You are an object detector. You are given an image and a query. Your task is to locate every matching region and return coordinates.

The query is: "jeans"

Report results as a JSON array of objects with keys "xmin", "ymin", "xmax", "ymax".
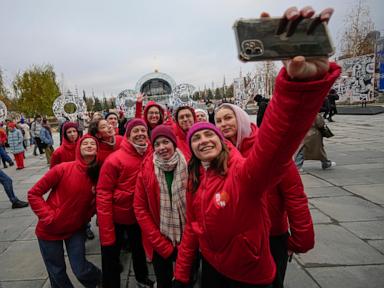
[
  {"xmin": 0, "ymin": 145, "xmax": 12, "ymax": 165},
  {"xmin": 34, "ymin": 137, "xmax": 44, "ymax": 155},
  {"xmin": 38, "ymin": 230, "xmax": 101, "ymax": 288},
  {"xmin": 0, "ymin": 170, "xmax": 17, "ymax": 203},
  {"xmin": 270, "ymin": 233, "xmax": 289, "ymax": 288},
  {"xmin": 101, "ymin": 223, "xmax": 149, "ymax": 288}
]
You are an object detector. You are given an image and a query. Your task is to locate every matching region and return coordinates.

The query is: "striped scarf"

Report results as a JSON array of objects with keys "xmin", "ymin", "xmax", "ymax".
[{"xmin": 153, "ymin": 148, "xmax": 187, "ymax": 245}]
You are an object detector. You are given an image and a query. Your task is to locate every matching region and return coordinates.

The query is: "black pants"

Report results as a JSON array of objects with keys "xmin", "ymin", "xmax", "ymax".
[
  {"xmin": 33, "ymin": 137, "xmax": 44, "ymax": 155},
  {"xmin": 269, "ymin": 233, "xmax": 289, "ymax": 288},
  {"xmin": 101, "ymin": 223, "xmax": 148, "ymax": 288},
  {"xmin": 201, "ymin": 257, "xmax": 273, "ymax": 288}
]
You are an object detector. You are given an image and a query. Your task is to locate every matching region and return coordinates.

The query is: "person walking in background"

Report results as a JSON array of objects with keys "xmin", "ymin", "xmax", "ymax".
[
  {"xmin": 31, "ymin": 115, "xmax": 44, "ymax": 158},
  {"xmin": 0, "ymin": 122, "xmax": 14, "ymax": 168},
  {"xmin": 295, "ymin": 113, "xmax": 336, "ymax": 171},
  {"xmin": 97, "ymin": 119, "xmax": 154, "ymax": 288},
  {"xmin": 28, "ymin": 135, "xmax": 102, "ymax": 288},
  {"xmin": 0, "ymin": 169, "xmax": 28, "ymax": 209},
  {"xmin": 19, "ymin": 118, "xmax": 31, "ymax": 150},
  {"xmin": 7, "ymin": 122, "xmax": 25, "ymax": 170},
  {"xmin": 40, "ymin": 119, "xmax": 54, "ymax": 165},
  {"xmin": 327, "ymin": 89, "xmax": 339, "ymax": 122},
  {"xmin": 50, "ymin": 122, "xmax": 79, "ymax": 168}
]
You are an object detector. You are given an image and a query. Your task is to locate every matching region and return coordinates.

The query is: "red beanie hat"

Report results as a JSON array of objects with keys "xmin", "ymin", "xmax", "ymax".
[
  {"xmin": 125, "ymin": 118, "xmax": 148, "ymax": 137},
  {"xmin": 8, "ymin": 122, "xmax": 16, "ymax": 128},
  {"xmin": 151, "ymin": 125, "xmax": 177, "ymax": 147}
]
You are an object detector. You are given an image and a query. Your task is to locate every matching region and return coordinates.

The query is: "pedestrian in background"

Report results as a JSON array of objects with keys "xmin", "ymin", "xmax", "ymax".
[
  {"xmin": 31, "ymin": 115, "xmax": 44, "ymax": 158},
  {"xmin": 19, "ymin": 118, "xmax": 31, "ymax": 150},
  {"xmin": 0, "ymin": 122, "xmax": 14, "ymax": 168},
  {"xmin": 7, "ymin": 122, "xmax": 25, "ymax": 170},
  {"xmin": 0, "ymin": 169, "xmax": 28, "ymax": 209},
  {"xmin": 40, "ymin": 118, "xmax": 54, "ymax": 165},
  {"xmin": 327, "ymin": 89, "xmax": 339, "ymax": 122}
]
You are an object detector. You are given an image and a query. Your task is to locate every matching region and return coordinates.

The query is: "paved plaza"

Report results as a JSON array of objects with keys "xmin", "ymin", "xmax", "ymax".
[{"xmin": 0, "ymin": 113, "xmax": 384, "ymax": 288}]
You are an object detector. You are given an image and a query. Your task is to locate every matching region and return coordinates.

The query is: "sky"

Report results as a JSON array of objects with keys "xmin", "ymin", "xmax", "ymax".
[{"xmin": 1, "ymin": 0, "xmax": 383, "ymax": 98}]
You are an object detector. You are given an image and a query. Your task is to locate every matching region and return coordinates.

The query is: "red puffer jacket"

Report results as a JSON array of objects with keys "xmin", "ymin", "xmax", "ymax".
[
  {"xmin": 97, "ymin": 135, "xmax": 123, "ymax": 164},
  {"xmin": 174, "ymin": 125, "xmax": 192, "ymax": 161},
  {"xmin": 240, "ymin": 124, "xmax": 314, "ymax": 253},
  {"xmin": 28, "ymin": 135, "xmax": 98, "ymax": 241},
  {"xmin": 50, "ymin": 136, "xmax": 77, "ymax": 169},
  {"xmin": 175, "ymin": 63, "xmax": 341, "ymax": 284},
  {"xmin": 96, "ymin": 136, "xmax": 152, "ymax": 246},
  {"xmin": 134, "ymin": 154, "xmax": 175, "ymax": 259}
]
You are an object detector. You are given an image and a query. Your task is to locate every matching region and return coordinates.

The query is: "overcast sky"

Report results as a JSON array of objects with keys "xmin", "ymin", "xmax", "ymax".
[{"xmin": 1, "ymin": 0, "xmax": 383, "ymax": 98}]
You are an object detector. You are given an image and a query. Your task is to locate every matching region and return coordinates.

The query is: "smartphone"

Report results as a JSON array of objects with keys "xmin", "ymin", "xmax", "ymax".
[{"xmin": 233, "ymin": 17, "xmax": 335, "ymax": 61}]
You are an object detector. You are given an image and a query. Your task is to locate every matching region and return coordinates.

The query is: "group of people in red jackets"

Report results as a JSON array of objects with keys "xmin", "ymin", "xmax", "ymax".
[{"xmin": 28, "ymin": 6, "xmax": 339, "ymax": 288}]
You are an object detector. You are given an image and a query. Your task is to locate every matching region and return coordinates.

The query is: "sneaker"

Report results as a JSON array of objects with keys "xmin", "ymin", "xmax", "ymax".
[
  {"xmin": 12, "ymin": 200, "xmax": 29, "ymax": 209},
  {"xmin": 322, "ymin": 161, "xmax": 336, "ymax": 170},
  {"xmin": 39, "ymin": 155, "xmax": 43, "ymax": 159},
  {"xmin": 136, "ymin": 278, "xmax": 155, "ymax": 288},
  {"xmin": 85, "ymin": 227, "xmax": 95, "ymax": 240}
]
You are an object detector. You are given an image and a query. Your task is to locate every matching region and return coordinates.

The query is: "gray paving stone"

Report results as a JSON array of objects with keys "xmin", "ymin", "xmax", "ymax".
[
  {"xmin": 17, "ymin": 227, "xmax": 37, "ymax": 241},
  {"xmin": 296, "ymin": 225, "xmax": 384, "ymax": 266},
  {"xmin": 344, "ymin": 184, "xmax": 384, "ymax": 205},
  {"xmin": 307, "ymin": 265, "xmax": 384, "ymax": 288},
  {"xmin": 0, "ymin": 216, "xmax": 34, "ymax": 241},
  {"xmin": 310, "ymin": 196, "xmax": 384, "ymax": 222},
  {"xmin": 0, "ymin": 206, "xmax": 34, "ymax": 218},
  {"xmin": 0, "ymin": 241, "xmax": 10, "ymax": 253},
  {"xmin": 306, "ymin": 186, "xmax": 351, "ymax": 198},
  {"xmin": 20, "ymin": 174, "xmax": 45, "ymax": 184},
  {"xmin": 0, "ymin": 240, "xmax": 47, "ymax": 281},
  {"xmin": 300, "ymin": 175, "xmax": 332, "ymax": 188},
  {"xmin": 0, "ymin": 280, "xmax": 45, "ymax": 288},
  {"xmin": 368, "ymin": 240, "xmax": 384, "ymax": 254},
  {"xmin": 313, "ymin": 169, "xmax": 384, "ymax": 186},
  {"xmin": 285, "ymin": 259, "xmax": 320, "ymax": 288},
  {"xmin": 341, "ymin": 221, "xmax": 384, "ymax": 240},
  {"xmin": 310, "ymin": 209, "xmax": 333, "ymax": 224}
]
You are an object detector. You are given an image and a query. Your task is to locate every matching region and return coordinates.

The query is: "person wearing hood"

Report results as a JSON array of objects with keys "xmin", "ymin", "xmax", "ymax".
[
  {"xmin": 50, "ymin": 122, "xmax": 79, "ymax": 168},
  {"xmin": 97, "ymin": 118, "xmax": 154, "ymax": 288},
  {"xmin": 88, "ymin": 118, "xmax": 123, "ymax": 164},
  {"xmin": 173, "ymin": 7, "xmax": 340, "ymax": 286},
  {"xmin": 7, "ymin": 122, "xmax": 25, "ymax": 170},
  {"xmin": 134, "ymin": 125, "xmax": 194, "ymax": 288},
  {"xmin": 215, "ymin": 103, "xmax": 314, "ymax": 288},
  {"xmin": 19, "ymin": 118, "xmax": 31, "ymax": 149},
  {"xmin": 28, "ymin": 135, "xmax": 102, "ymax": 288},
  {"xmin": 173, "ymin": 106, "xmax": 197, "ymax": 160},
  {"xmin": 195, "ymin": 109, "xmax": 209, "ymax": 123}
]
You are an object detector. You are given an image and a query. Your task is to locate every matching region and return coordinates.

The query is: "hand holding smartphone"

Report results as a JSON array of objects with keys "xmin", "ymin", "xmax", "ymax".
[{"xmin": 234, "ymin": 7, "xmax": 335, "ymax": 62}]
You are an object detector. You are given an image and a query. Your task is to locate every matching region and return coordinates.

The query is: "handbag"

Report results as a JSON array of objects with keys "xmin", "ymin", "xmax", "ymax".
[{"xmin": 319, "ymin": 124, "xmax": 334, "ymax": 138}]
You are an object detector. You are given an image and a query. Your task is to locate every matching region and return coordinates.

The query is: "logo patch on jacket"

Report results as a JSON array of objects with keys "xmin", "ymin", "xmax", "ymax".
[{"xmin": 214, "ymin": 191, "xmax": 229, "ymax": 208}]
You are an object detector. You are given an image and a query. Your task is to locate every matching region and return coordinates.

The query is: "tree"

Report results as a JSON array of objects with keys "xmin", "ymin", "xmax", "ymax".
[
  {"xmin": 12, "ymin": 65, "xmax": 60, "ymax": 116},
  {"xmin": 93, "ymin": 97, "xmax": 102, "ymax": 111},
  {"xmin": 207, "ymin": 89, "xmax": 214, "ymax": 100},
  {"xmin": 214, "ymin": 88, "xmax": 222, "ymax": 100},
  {"xmin": 339, "ymin": 0, "xmax": 376, "ymax": 58}
]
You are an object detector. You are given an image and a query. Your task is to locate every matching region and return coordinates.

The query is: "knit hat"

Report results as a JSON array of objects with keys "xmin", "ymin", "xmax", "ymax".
[
  {"xmin": 8, "ymin": 122, "xmax": 16, "ymax": 128},
  {"xmin": 125, "ymin": 118, "xmax": 147, "ymax": 137},
  {"xmin": 151, "ymin": 125, "xmax": 177, "ymax": 147},
  {"xmin": 105, "ymin": 112, "xmax": 118, "ymax": 120},
  {"xmin": 195, "ymin": 109, "xmax": 208, "ymax": 121},
  {"xmin": 63, "ymin": 121, "xmax": 79, "ymax": 132},
  {"xmin": 187, "ymin": 122, "xmax": 224, "ymax": 148}
]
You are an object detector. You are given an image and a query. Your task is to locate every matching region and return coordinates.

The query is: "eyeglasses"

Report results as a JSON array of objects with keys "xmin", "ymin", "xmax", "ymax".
[{"xmin": 148, "ymin": 112, "xmax": 160, "ymax": 115}]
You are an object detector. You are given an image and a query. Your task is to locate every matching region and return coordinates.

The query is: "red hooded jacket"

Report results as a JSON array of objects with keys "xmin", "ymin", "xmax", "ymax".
[
  {"xmin": 97, "ymin": 135, "xmax": 123, "ymax": 164},
  {"xmin": 28, "ymin": 135, "xmax": 99, "ymax": 241},
  {"xmin": 175, "ymin": 63, "xmax": 341, "ymax": 284},
  {"xmin": 240, "ymin": 124, "xmax": 314, "ymax": 253},
  {"xmin": 50, "ymin": 125, "xmax": 78, "ymax": 168},
  {"xmin": 173, "ymin": 107, "xmax": 197, "ymax": 160},
  {"xmin": 96, "ymin": 135, "xmax": 152, "ymax": 246}
]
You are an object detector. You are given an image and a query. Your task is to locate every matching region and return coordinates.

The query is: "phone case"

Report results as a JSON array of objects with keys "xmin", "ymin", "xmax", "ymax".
[{"xmin": 233, "ymin": 17, "xmax": 335, "ymax": 61}]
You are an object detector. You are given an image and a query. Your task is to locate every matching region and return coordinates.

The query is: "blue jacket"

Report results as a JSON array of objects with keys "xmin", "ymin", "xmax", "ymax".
[
  {"xmin": 7, "ymin": 129, "xmax": 24, "ymax": 154},
  {"xmin": 40, "ymin": 127, "xmax": 53, "ymax": 146}
]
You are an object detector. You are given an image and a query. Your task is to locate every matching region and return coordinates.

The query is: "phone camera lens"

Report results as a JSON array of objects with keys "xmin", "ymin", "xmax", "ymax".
[{"xmin": 245, "ymin": 48, "xmax": 253, "ymax": 55}]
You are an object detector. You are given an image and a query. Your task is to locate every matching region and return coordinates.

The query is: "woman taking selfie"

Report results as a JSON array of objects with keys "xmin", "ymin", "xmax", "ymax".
[{"xmin": 173, "ymin": 7, "xmax": 340, "ymax": 287}]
